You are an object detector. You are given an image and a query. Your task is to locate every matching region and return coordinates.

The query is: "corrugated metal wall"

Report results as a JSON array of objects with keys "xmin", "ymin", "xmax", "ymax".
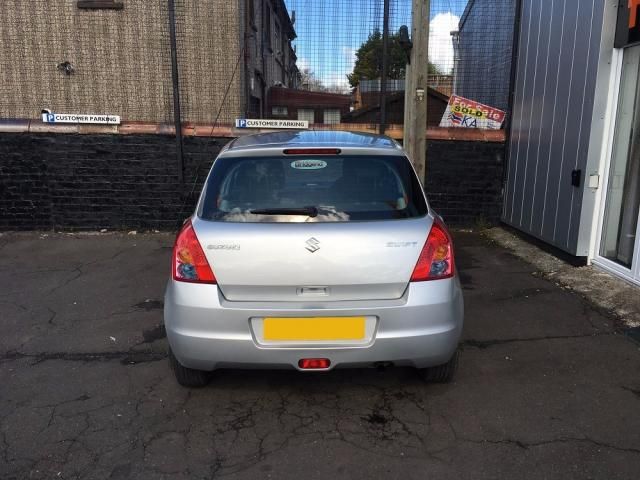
[{"xmin": 503, "ymin": 0, "xmax": 604, "ymax": 254}]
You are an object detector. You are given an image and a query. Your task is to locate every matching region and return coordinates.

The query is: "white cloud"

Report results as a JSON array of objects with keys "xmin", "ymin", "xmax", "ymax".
[
  {"xmin": 297, "ymin": 47, "xmax": 355, "ymax": 93},
  {"xmin": 328, "ymin": 46, "xmax": 357, "ymax": 92},
  {"xmin": 297, "ymin": 57, "xmax": 310, "ymax": 72},
  {"xmin": 341, "ymin": 46, "xmax": 357, "ymax": 72},
  {"xmin": 429, "ymin": 12, "xmax": 460, "ymax": 74}
]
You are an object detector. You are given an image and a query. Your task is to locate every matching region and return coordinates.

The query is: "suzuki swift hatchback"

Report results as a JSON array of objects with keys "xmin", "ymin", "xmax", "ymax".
[{"xmin": 164, "ymin": 131, "xmax": 463, "ymax": 387}]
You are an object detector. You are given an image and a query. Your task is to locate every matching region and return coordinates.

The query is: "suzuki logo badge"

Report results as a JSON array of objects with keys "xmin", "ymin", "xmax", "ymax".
[{"xmin": 305, "ymin": 237, "xmax": 320, "ymax": 253}]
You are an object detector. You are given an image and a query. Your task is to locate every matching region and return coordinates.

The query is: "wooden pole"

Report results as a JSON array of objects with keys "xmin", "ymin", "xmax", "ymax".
[
  {"xmin": 167, "ymin": 0, "xmax": 185, "ymax": 184},
  {"xmin": 403, "ymin": 0, "xmax": 429, "ymax": 183}
]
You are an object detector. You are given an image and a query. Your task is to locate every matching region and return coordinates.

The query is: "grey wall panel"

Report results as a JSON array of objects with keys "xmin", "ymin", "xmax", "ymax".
[
  {"xmin": 553, "ymin": 0, "xmax": 599, "ymax": 250},
  {"xmin": 507, "ymin": 0, "xmax": 536, "ymax": 226},
  {"xmin": 529, "ymin": 0, "xmax": 562, "ymax": 233},
  {"xmin": 548, "ymin": 0, "xmax": 590, "ymax": 245},
  {"xmin": 504, "ymin": 0, "xmax": 605, "ymax": 255},
  {"xmin": 503, "ymin": 0, "xmax": 531, "ymax": 221},
  {"xmin": 567, "ymin": 0, "xmax": 604, "ymax": 251},
  {"xmin": 540, "ymin": 0, "xmax": 571, "ymax": 242},
  {"xmin": 520, "ymin": 0, "xmax": 547, "ymax": 229}
]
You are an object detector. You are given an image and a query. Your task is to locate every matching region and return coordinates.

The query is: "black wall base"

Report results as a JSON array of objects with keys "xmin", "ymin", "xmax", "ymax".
[
  {"xmin": 0, "ymin": 134, "xmax": 228, "ymax": 230},
  {"xmin": 425, "ymin": 140, "xmax": 505, "ymax": 227},
  {"xmin": 1, "ymin": 133, "xmax": 504, "ymax": 231}
]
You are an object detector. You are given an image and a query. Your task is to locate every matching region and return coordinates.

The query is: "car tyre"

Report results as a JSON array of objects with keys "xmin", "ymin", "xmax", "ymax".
[
  {"xmin": 420, "ymin": 350, "xmax": 459, "ymax": 383},
  {"xmin": 169, "ymin": 348, "xmax": 210, "ymax": 388}
]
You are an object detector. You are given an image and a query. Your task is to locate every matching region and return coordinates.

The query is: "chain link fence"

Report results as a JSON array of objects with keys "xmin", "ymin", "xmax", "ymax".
[
  {"xmin": 0, "ymin": 0, "xmax": 244, "ymax": 125},
  {"xmin": 0, "ymin": 0, "xmax": 174, "ymax": 123},
  {"xmin": 0, "ymin": 0, "xmax": 516, "ymax": 130}
]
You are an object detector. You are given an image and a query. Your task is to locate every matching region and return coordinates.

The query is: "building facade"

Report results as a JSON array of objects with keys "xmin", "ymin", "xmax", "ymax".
[
  {"xmin": 344, "ymin": 86, "xmax": 448, "ymax": 127},
  {"xmin": 451, "ymin": 0, "xmax": 516, "ymax": 112},
  {"xmin": 266, "ymin": 87, "xmax": 351, "ymax": 125},
  {"xmin": 0, "ymin": 0, "xmax": 298, "ymax": 124},
  {"xmin": 506, "ymin": 0, "xmax": 640, "ymax": 287},
  {"xmin": 243, "ymin": 0, "xmax": 300, "ymax": 118}
]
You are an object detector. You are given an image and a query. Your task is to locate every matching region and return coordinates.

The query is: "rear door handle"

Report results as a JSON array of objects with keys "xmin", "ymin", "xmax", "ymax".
[{"xmin": 297, "ymin": 287, "xmax": 329, "ymax": 296}]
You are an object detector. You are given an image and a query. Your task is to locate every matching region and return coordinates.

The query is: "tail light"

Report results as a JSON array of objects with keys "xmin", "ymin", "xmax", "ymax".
[
  {"xmin": 410, "ymin": 218, "xmax": 454, "ymax": 281},
  {"xmin": 172, "ymin": 220, "xmax": 216, "ymax": 284}
]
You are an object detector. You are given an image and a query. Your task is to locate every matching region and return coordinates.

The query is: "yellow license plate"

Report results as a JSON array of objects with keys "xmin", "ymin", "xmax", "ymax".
[{"xmin": 263, "ymin": 317, "xmax": 366, "ymax": 341}]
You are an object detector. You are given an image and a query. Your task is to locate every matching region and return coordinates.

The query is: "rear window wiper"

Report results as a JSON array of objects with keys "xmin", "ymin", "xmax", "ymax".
[{"xmin": 249, "ymin": 206, "xmax": 318, "ymax": 217}]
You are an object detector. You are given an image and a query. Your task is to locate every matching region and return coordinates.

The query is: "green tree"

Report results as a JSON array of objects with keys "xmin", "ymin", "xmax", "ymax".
[{"xmin": 347, "ymin": 29, "xmax": 440, "ymax": 88}]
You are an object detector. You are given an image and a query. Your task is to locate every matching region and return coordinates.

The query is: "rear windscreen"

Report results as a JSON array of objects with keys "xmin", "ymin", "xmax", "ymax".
[{"xmin": 199, "ymin": 155, "xmax": 428, "ymax": 222}]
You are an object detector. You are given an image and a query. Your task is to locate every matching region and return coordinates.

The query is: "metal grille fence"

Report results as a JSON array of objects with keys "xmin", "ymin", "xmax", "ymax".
[
  {"xmin": 284, "ymin": 0, "xmax": 516, "ymax": 130},
  {"xmin": 0, "ymin": 0, "xmax": 517, "ymax": 130},
  {"xmin": 0, "ymin": 0, "xmax": 244, "ymax": 125},
  {"xmin": 0, "ymin": 0, "xmax": 175, "ymax": 123}
]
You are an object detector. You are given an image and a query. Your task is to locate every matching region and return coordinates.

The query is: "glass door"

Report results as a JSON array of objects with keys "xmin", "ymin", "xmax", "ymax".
[{"xmin": 600, "ymin": 44, "xmax": 640, "ymax": 281}]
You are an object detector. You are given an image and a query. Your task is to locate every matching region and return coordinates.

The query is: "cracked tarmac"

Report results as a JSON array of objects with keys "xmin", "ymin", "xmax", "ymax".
[{"xmin": 0, "ymin": 231, "xmax": 639, "ymax": 479}]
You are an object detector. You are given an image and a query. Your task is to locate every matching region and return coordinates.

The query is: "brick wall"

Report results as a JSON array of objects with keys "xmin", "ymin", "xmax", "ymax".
[
  {"xmin": 425, "ymin": 140, "xmax": 505, "ymax": 226},
  {"xmin": 0, "ymin": 133, "xmax": 229, "ymax": 230},
  {"xmin": 0, "ymin": 133, "xmax": 504, "ymax": 230}
]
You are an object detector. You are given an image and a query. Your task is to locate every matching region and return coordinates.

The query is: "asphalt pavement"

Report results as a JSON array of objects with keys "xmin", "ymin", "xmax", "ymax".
[{"xmin": 0, "ymin": 230, "xmax": 639, "ymax": 480}]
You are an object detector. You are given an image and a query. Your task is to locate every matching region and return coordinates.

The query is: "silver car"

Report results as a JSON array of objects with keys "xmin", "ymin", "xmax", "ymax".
[{"xmin": 164, "ymin": 131, "xmax": 463, "ymax": 387}]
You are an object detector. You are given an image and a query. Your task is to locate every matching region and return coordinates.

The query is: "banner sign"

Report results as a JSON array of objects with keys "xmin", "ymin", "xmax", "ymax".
[
  {"xmin": 615, "ymin": 0, "xmax": 640, "ymax": 48},
  {"xmin": 41, "ymin": 112, "xmax": 121, "ymax": 125},
  {"xmin": 439, "ymin": 95, "xmax": 506, "ymax": 130},
  {"xmin": 235, "ymin": 118, "xmax": 309, "ymax": 129}
]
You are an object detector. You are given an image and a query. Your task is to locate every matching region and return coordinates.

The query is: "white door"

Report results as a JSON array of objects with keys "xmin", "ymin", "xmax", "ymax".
[
  {"xmin": 323, "ymin": 108, "xmax": 341, "ymax": 124},
  {"xmin": 597, "ymin": 45, "xmax": 640, "ymax": 285},
  {"xmin": 297, "ymin": 108, "xmax": 315, "ymax": 123}
]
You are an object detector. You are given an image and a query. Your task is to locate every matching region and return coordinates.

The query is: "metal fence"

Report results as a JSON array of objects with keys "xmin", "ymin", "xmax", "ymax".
[
  {"xmin": 0, "ymin": 0, "xmax": 517, "ymax": 131},
  {"xmin": 0, "ymin": 0, "xmax": 175, "ymax": 123},
  {"xmin": 0, "ymin": 0, "xmax": 244, "ymax": 125}
]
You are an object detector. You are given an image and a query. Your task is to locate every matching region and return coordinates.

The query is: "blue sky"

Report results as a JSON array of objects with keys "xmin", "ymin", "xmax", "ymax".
[{"xmin": 283, "ymin": 0, "xmax": 468, "ymax": 90}]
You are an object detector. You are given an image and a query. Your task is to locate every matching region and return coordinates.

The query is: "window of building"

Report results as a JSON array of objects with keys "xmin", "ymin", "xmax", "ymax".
[
  {"xmin": 77, "ymin": 0, "xmax": 123, "ymax": 9},
  {"xmin": 274, "ymin": 20, "xmax": 281, "ymax": 56},
  {"xmin": 282, "ymin": 32, "xmax": 288, "ymax": 61},
  {"xmin": 248, "ymin": 0, "xmax": 256, "ymax": 30},
  {"xmin": 265, "ymin": 6, "xmax": 272, "ymax": 49},
  {"xmin": 297, "ymin": 108, "xmax": 315, "ymax": 123},
  {"xmin": 272, "ymin": 106, "xmax": 288, "ymax": 117},
  {"xmin": 600, "ymin": 44, "xmax": 640, "ymax": 270},
  {"xmin": 249, "ymin": 96, "xmax": 261, "ymax": 118},
  {"xmin": 323, "ymin": 108, "xmax": 341, "ymax": 124}
]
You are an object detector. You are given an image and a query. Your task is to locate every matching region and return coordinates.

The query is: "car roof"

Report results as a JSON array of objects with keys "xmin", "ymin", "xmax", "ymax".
[{"xmin": 226, "ymin": 130, "xmax": 402, "ymax": 153}]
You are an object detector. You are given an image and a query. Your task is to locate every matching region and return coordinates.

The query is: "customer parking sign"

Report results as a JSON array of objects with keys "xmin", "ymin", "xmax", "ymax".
[
  {"xmin": 235, "ymin": 118, "xmax": 309, "ymax": 129},
  {"xmin": 41, "ymin": 112, "xmax": 121, "ymax": 125}
]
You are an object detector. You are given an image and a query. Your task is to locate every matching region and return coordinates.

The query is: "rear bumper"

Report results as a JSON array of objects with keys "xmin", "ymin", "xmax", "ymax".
[{"xmin": 164, "ymin": 279, "xmax": 463, "ymax": 371}]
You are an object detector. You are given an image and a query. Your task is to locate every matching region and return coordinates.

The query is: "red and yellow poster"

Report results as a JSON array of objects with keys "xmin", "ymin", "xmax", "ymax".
[{"xmin": 439, "ymin": 95, "xmax": 506, "ymax": 130}]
